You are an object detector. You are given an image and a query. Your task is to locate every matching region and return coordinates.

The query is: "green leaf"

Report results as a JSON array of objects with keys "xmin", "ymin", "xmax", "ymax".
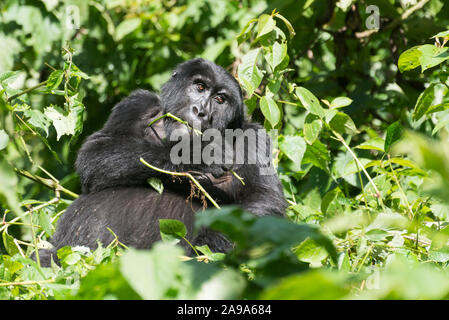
[
  {"xmin": 265, "ymin": 41, "xmax": 287, "ymax": 70},
  {"xmin": 0, "ymin": 158, "xmax": 23, "ymax": 216},
  {"xmin": 0, "ymin": 129, "xmax": 9, "ymax": 150},
  {"xmin": 256, "ymin": 14, "xmax": 276, "ymax": 39},
  {"xmin": 23, "ymin": 109, "xmax": 51, "ymax": 137},
  {"xmin": 44, "ymin": 105, "xmax": 78, "ymax": 140},
  {"xmin": 2, "ymin": 231, "xmax": 19, "ymax": 256},
  {"xmin": 330, "ymin": 97, "xmax": 353, "ymax": 109},
  {"xmin": 115, "ymin": 18, "xmax": 141, "ymax": 41},
  {"xmin": 356, "ymin": 137, "xmax": 385, "ymax": 152},
  {"xmin": 418, "ymin": 44, "xmax": 449, "ymax": 72},
  {"xmin": 294, "ymin": 238, "xmax": 329, "ymax": 266},
  {"xmin": 39, "ymin": 211, "xmax": 53, "ymax": 237},
  {"xmin": 261, "ymin": 270, "xmax": 348, "ymax": 299},
  {"xmin": 119, "ymin": 244, "xmax": 187, "ymax": 299},
  {"xmin": 46, "ymin": 70, "xmax": 64, "ymax": 90},
  {"xmin": 302, "ymin": 140, "xmax": 330, "ymax": 172},
  {"xmin": 329, "ymin": 112, "xmax": 358, "ymax": 135},
  {"xmin": 236, "ymin": 18, "xmax": 257, "ymax": 44},
  {"xmin": 279, "ymin": 135, "xmax": 307, "ymax": 165},
  {"xmin": 273, "ymin": 12, "xmax": 296, "ymax": 38},
  {"xmin": 259, "ymin": 95, "xmax": 280, "ymax": 127},
  {"xmin": 237, "ymin": 48, "xmax": 263, "ymax": 97},
  {"xmin": 159, "ymin": 219, "xmax": 187, "ymax": 242},
  {"xmin": 432, "ymin": 30, "xmax": 449, "ymax": 39},
  {"xmin": 303, "ymin": 113, "xmax": 322, "ymax": 145},
  {"xmin": 147, "ymin": 177, "xmax": 164, "ymax": 194},
  {"xmin": 384, "ymin": 121, "xmax": 403, "ymax": 153},
  {"xmin": 413, "ymin": 84, "xmax": 436, "ymax": 121},
  {"xmin": 398, "ymin": 46, "xmax": 422, "ymax": 72},
  {"xmin": 295, "ymin": 87, "xmax": 325, "ymax": 118}
]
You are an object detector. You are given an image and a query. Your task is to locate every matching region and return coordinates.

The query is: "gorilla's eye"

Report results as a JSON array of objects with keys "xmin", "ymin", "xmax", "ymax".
[
  {"xmin": 214, "ymin": 95, "xmax": 225, "ymax": 104},
  {"xmin": 196, "ymin": 82, "xmax": 206, "ymax": 92}
]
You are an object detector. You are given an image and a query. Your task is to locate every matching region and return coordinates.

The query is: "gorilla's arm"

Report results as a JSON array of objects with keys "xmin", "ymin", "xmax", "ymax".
[
  {"xmin": 230, "ymin": 122, "xmax": 287, "ymax": 217},
  {"xmin": 76, "ymin": 90, "xmax": 199, "ymax": 193}
]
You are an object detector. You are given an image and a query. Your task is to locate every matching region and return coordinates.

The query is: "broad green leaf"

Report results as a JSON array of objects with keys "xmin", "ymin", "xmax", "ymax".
[
  {"xmin": 256, "ymin": 14, "xmax": 276, "ymax": 39},
  {"xmin": 159, "ymin": 219, "xmax": 187, "ymax": 241},
  {"xmin": 23, "ymin": 109, "xmax": 51, "ymax": 137},
  {"xmin": 432, "ymin": 30, "xmax": 449, "ymax": 39},
  {"xmin": 273, "ymin": 12, "xmax": 296, "ymax": 38},
  {"xmin": 384, "ymin": 121, "xmax": 403, "ymax": 153},
  {"xmin": 413, "ymin": 84, "xmax": 436, "ymax": 121},
  {"xmin": 294, "ymin": 238, "xmax": 329, "ymax": 266},
  {"xmin": 2, "ymin": 231, "xmax": 19, "ymax": 256},
  {"xmin": 120, "ymin": 244, "xmax": 188, "ymax": 299},
  {"xmin": 236, "ymin": 18, "xmax": 257, "ymax": 44},
  {"xmin": 302, "ymin": 140, "xmax": 330, "ymax": 172},
  {"xmin": 329, "ymin": 112, "xmax": 358, "ymax": 135},
  {"xmin": 0, "ymin": 129, "xmax": 9, "ymax": 150},
  {"xmin": 0, "ymin": 71, "xmax": 20, "ymax": 84},
  {"xmin": 147, "ymin": 177, "xmax": 164, "ymax": 194},
  {"xmin": 303, "ymin": 113, "xmax": 322, "ymax": 145},
  {"xmin": 39, "ymin": 211, "xmax": 53, "ymax": 237},
  {"xmin": 0, "ymin": 158, "xmax": 23, "ymax": 216},
  {"xmin": 295, "ymin": 87, "xmax": 325, "ymax": 118},
  {"xmin": 279, "ymin": 135, "xmax": 307, "ymax": 165},
  {"xmin": 265, "ymin": 41, "xmax": 287, "ymax": 69},
  {"xmin": 418, "ymin": 44, "xmax": 449, "ymax": 72},
  {"xmin": 261, "ymin": 270, "xmax": 348, "ymax": 299},
  {"xmin": 46, "ymin": 70, "xmax": 64, "ymax": 90},
  {"xmin": 44, "ymin": 105, "xmax": 77, "ymax": 140},
  {"xmin": 398, "ymin": 46, "xmax": 421, "ymax": 72},
  {"xmin": 259, "ymin": 95, "xmax": 280, "ymax": 127},
  {"xmin": 356, "ymin": 137, "xmax": 385, "ymax": 152},
  {"xmin": 238, "ymin": 48, "xmax": 263, "ymax": 96},
  {"xmin": 115, "ymin": 18, "xmax": 141, "ymax": 41},
  {"xmin": 330, "ymin": 97, "xmax": 353, "ymax": 109}
]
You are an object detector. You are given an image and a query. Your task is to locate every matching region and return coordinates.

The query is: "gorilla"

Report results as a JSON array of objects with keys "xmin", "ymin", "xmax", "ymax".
[{"xmin": 37, "ymin": 58, "xmax": 287, "ymax": 266}]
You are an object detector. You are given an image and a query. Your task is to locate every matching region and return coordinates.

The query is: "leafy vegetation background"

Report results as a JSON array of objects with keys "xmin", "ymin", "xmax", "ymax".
[{"xmin": 1, "ymin": 0, "xmax": 449, "ymax": 300}]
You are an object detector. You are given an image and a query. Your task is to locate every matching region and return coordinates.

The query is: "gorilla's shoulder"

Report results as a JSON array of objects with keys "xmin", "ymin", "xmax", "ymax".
[
  {"xmin": 114, "ymin": 89, "xmax": 161, "ymax": 112},
  {"xmin": 103, "ymin": 89, "xmax": 162, "ymax": 134}
]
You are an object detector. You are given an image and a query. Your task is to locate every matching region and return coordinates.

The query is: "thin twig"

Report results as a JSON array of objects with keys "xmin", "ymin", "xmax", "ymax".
[
  {"xmin": 14, "ymin": 168, "xmax": 78, "ymax": 199},
  {"xmin": 140, "ymin": 158, "xmax": 221, "ymax": 209},
  {"xmin": 6, "ymin": 81, "xmax": 48, "ymax": 102},
  {"xmin": 148, "ymin": 112, "xmax": 202, "ymax": 136}
]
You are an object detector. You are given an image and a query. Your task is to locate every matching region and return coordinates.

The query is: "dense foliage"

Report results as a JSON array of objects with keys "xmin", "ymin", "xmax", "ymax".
[{"xmin": 1, "ymin": 0, "xmax": 449, "ymax": 300}]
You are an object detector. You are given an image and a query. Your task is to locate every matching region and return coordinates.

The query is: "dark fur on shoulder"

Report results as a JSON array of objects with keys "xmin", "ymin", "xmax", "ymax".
[{"xmin": 37, "ymin": 58, "xmax": 287, "ymax": 267}]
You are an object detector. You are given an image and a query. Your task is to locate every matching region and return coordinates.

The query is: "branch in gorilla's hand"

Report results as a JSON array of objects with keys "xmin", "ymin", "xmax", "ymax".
[
  {"xmin": 148, "ymin": 112, "xmax": 202, "ymax": 136},
  {"xmin": 139, "ymin": 157, "xmax": 221, "ymax": 209}
]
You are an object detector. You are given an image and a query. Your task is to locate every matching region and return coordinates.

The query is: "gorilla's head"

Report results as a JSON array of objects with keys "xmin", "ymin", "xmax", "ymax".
[{"xmin": 161, "ymin": 59, "xmax": 244, "ymax": 136}]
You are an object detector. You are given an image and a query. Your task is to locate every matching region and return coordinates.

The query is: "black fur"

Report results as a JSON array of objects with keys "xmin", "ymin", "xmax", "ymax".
[{"xmin": 37, "ymin": 59, "xmax": 287, "ymax": 266}]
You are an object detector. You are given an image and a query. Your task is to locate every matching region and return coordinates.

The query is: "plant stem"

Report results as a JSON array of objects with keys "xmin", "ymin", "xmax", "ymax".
[
  {"xmin": 332, "ymin": 130, "xmax": 385, "ymax": 209},
  {"xmin": 7, "ymin": 80, "xmax": 48, "ymax": 102},
  {"xmin": 14, "ymin": 168, "xmax": 78, "ymax": 199},
  {"xmin": 148, "ymin": 112, "xmax": 202, "ymax": 136},
  {"xmin": 140, "ymin": 158, "xmax": 221, "ymax": 209},
  {"xmin": 0, "ymin": 279, "xmax": 55, "ymax": 287}
]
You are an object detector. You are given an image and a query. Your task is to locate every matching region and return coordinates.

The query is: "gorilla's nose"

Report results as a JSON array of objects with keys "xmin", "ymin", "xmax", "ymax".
[{"xmin": 191, "ymin": 105, "xmax": 210, "ymax": 122}]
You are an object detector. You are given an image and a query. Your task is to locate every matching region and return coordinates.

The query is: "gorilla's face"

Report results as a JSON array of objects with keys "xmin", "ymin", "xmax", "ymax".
[{"xmin": 161, "ymin": 59, "xmax": 244, "ymax": 137}]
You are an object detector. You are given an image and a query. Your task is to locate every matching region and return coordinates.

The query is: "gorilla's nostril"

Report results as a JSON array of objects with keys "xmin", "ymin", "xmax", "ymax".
[{"xmin": 192, "ymin": 106, "xmax": 199, "ymax": 116}]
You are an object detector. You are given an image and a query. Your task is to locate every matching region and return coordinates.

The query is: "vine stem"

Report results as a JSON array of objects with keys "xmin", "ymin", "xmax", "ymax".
[
  {"xmin": 332, "ymin": 130, "xmax": 385, "ymax": 209},
  {"xmin": 139, "ymin": 158, "xmax": 221, "ymax": 209},
  {"xmin": 0, "ymin": 279, "xmax": 55, "ymax": 287},
  {"xmin": 148, "ymin": 112, "xmax": 202, "ymax": 136},
  {"xmin": 6, "ymin": 80, "xmax": 48, "ymax": 103},
  {"xmin": 14, "ymin": 168, "xmax": 78, "ymax": 199},
  {"xmin": 386, "ymin": 154, "xmax": 414, "ymax": 219}
]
